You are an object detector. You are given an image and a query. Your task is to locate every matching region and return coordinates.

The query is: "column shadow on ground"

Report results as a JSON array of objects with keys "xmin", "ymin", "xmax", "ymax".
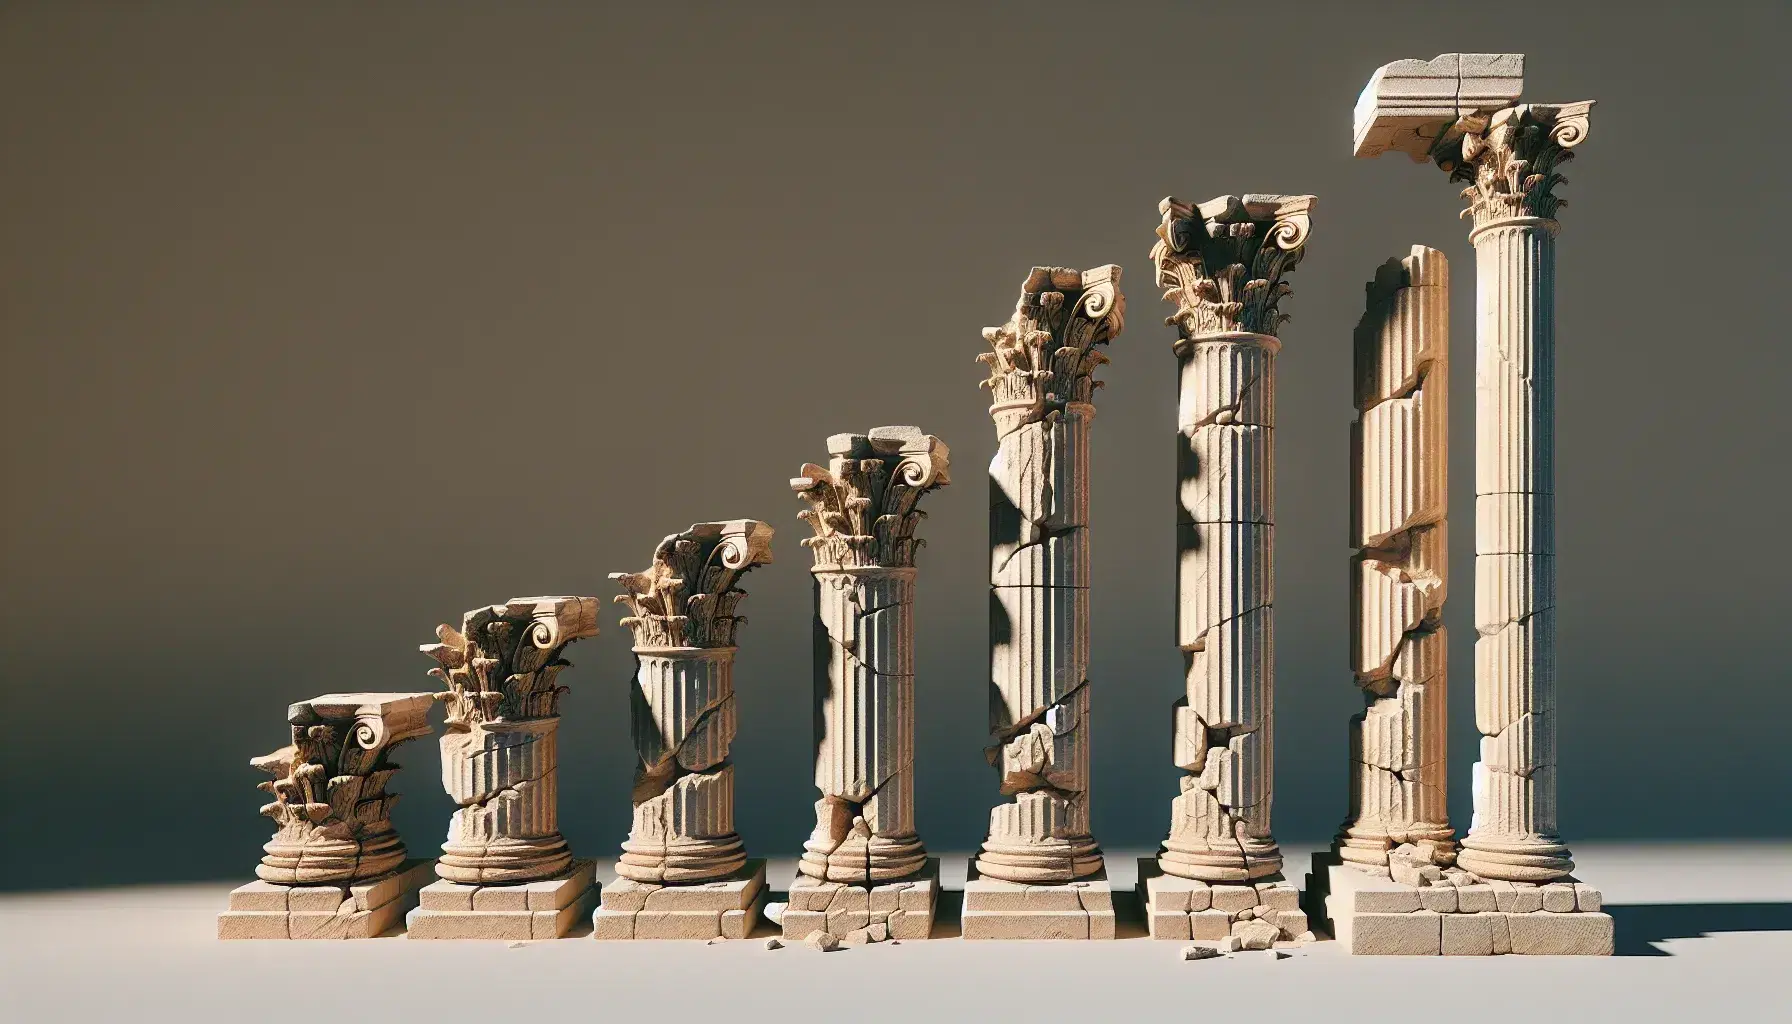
[{"xmin": 1607, "ymin": 903, "xmax": 1792, "ymax": 956}]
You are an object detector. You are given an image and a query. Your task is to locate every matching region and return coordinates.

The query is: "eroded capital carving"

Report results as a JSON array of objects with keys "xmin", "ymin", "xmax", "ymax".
[
  {"xmin": 791, "ymin": 426, "xmax": 950, "ymax": 572},
  {"xmin": 978, "ymin": 265, "xmax": 1124, "ymax": 435},
  {"xmin": 422, "ymin": 596, "xmax": 600, "ymax": 726},
  {"xmin": 252, "ymin": 692, "xmax": 436, "ymax": 884},
  {"xmin": 1153, "ymin": 194, "xmax": 1314, "ymax": 339},
  {"xmin": 1445, "ymin": 102, "xmax": 1594, "ymax": 229},
  {"xmin": 611, "ymin": 520, "xmax": 774, "ymax": 650}
]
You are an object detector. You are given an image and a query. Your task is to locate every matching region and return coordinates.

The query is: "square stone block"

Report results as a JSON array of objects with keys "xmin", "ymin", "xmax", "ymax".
[
  {"xmin": 1350, "ymin": 911, "xmax": 1443, "ymax": 955},
  {"xmin": 1442, "ymin": 912, "xmax": 1496, "ymax": 956},
  {"xmin": 784, "ymin": 859, "xmax": 937, "ymax": 940},
  {"xmin": 1149, "ymin": 910, "xmax": 1191, "ymax": 940},
  {"xmin": 219, "ymin": 859, "xmax": 432, "ymax": 941},
  {"xmin": 407, "ymin": 860, "xmax": 597, "ymax": 940},
  {"xmin": 1211, "ymin": 885, "xmax": 1258, "ymax": 914},
  {"xmin": 1492, "ymin": 881, "xmax": 1544, "ymax": 915},
  {"xmin": 1456, "ymin": 884, "xmax": 1497, "ymax": 914},
  {"xmin": 961, "ymin": 909, "xmax": 1090, "ymax": 940},
  {"xmin": 1541, "ymin": 884, "xmax": 1578, "ymax": 913},
  {"xmin": 1418, "ymin": 886, "xmax": 1459, "ymax": 914},
  {"xmin": 1190, "ymin": 909, "xmax": 1232, "ymax": 940},
  {"xmin": 1574, "ymin": 884, "xmax": 1603, "ymax": 913},
  {"xmin": 1507, "ymin": 911, "xmax": 1614, "ymax": 955}
]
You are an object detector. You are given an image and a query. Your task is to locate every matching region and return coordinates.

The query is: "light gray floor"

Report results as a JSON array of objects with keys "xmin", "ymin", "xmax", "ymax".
[{"xmin": 5, "ymin": 843, "xmax": 1788, "ymax": 1022}]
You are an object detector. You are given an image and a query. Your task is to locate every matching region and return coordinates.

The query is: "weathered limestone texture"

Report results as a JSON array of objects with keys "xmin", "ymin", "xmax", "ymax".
[
  {"xmin": 786, "ymin": 427, "xmax": 950, "ymax": 941},
  {"xmin": 1339, "ymin": 53, "xmax": 1607, "ymax": 954},
  {"xmin": 406, "ymin": 597, "xmax": 601, "ymax": 939},
  {"xmin": 219, "ymin": 693, "xmax": 436, "ymax": 939},
  {"xmin": 964, "ymin": 265, "xmax": 1123, "ymax": 940},
  {"xmin": 1358, "ymin": 53, "xmax": 1593, "ymax": 888},
  {"xmin": 1137, "ymin": 859, "xmax": 1309, "ymax": 948},
  {"xmin": 1151, "ymin": 194, "xmax": 1313, "ymax": 889},
  {"xmin": 596, "ymin": 520, "xmax": 773, "ymax": 940},
  {"xmin": 1343, "ymin": 246, "xmax": 1454, "ymax": 868}
]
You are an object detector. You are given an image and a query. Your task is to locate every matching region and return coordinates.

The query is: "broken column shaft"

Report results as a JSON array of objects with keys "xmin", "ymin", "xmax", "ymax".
[
  {"xmin": 1342, "ymin": 246, "xmax": 1454, "ymax": 866},
  {"xmin": 1153, "ymin": 194, "xmax": 1314, "ymax": 883}
]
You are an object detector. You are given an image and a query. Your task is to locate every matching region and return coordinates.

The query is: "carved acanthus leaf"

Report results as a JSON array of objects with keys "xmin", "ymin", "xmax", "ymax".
[
  {"xmin": 612, "ymin": 521, "xmax": 773, "ymax": 649},
  {"xmin": 252, "ymin": 692, "xmax": 434, "ymax": 838},
  {"xmin": 420, "ymin": 597, "xmax": 599, "ymax": 724},
  {"xmin": 791, "ymin": 427, "xmax": 950, "ymax": 570},
  {"xmin": 979, "ymin": 265, "xmax": 1124, "ymax": 426},
  {"xmin": 1446, "ymin": 102, "xmax": 1594, "ymax": 228},
  {"xmin": 1152, "ymin": 194, "xmax": 1313, "ymax": 339}
]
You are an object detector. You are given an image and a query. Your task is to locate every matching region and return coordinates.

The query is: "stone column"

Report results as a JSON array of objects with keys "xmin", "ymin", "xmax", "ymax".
[
  {"xmin": 219, "ymin": 692, "xmax": 437, "ymax": 939},
  {"xmin": 407, "ymin": 596, "xmax": 602, "ymax": 939},
  {"xmin": 595, "ymin": 520, "xmax": 774, "ymax": 941},
  {"xmin": 1347, "ymin": 53, "xmax": 1610, "ymax": 956},
  {"xmin": 1453, "ymin": 103, "xmax": 1591, "ymax": 884},
  {"xmin": 964, "ymin": 264, "xmax": 1123, "ymax": 941},
  {"xmin": 1152, "ymin": 195, "xmax": 1312, "ymax": 885},
  {"xmin": 1341, "ymin": 246, "xmax": 1454, "ymax": 868},
  {"xmin": 779, "ymin": 426, "xmax": 950, "ymax": 943}
]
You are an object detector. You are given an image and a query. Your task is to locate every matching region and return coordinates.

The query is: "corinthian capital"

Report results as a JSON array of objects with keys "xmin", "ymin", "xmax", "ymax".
[
  {"xmin": 420, "ymin": 596, "xmax": 600, "ymax": 725},
  {"xmin": 978, "ymin": 265, "xmax": 1124, "ymax": 427},
  {"xmin": 1448, "ymin": 102, "xmax": 1594, "ymax": 228},
  {"xmin": 1153, "ymin": 194, "xmax": 1314, "ymax": 339},
  {"xmin": 611, "ymin": 521, "xmax": 773, "ymax": 649},
  {"xmin": 792, "ymin": 426, "xmax": 950, "ymax": 571}
]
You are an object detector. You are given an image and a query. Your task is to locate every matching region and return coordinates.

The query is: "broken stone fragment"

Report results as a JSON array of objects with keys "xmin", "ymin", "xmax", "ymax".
[
  {"xmin": 803, "ymin": 930, "xmax": 838, "ymax": 952},
  {"xmin": 764, "ymin": 937, "xmax": 782, "ymax": 950},
  {"xmin": 1181, "ymin": 944, "xmax": 1222, "ymax": 961},
  {"xmin": 840, "ymin": 928, "xmax": 872, "ymax": 947}
]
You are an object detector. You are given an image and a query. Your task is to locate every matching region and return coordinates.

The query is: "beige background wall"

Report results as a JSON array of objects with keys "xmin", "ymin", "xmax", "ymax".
[{"xmin": 3, "ymin": 1, "xmax": 1786, "ymax": 889}]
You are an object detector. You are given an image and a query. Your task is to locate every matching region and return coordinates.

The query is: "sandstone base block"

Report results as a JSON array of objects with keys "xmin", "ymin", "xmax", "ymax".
[
  {"xmin": 1138, "ymin": 859, "xmax": 1305, "ymax": 945},
  {"xmin": 594, "ymin": 859, "xmax": 766, "ymax": 940},
  {"xmin": 405, "ymin": 859, "xmax": 598, "ymax": 940},
  {"xmin": 782, "ymin": 858, "xmax": 937, "ymax": 941},
  {"xmin": 218, "ymin": 859, "xmax": 432, "ymax": 940},
  {"xmin": 1311, "ymin": 859, "xmax": 1610, "ymax": 956},
  {"xmin": 961, "ymin": 861, "xmax": 1114, "ymax": 940}
]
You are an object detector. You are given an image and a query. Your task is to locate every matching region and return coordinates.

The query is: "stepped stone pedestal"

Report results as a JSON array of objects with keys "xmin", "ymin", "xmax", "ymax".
[
  {"xmin": 407, "ymin": 859, "xmax": 599, "ymax": 940},
  {"xmin": 594, "ymin": 859, "xmax": 767, "ymax": 941},
  {"xmin": 1308, "ymin": 859, "xmax": 1611, "ymax": 955},
  {"xmin": 1138, "ymin": 859, "xmax": 1307, "ymax": 948},
  {"xmin": 781, "ymin": 858, "xmax": 938, "ymax": 942},
  {"xmin": 221, "ymin": 859, "xmax": 433, "ymax": 940},
  {"xmin": 961, "ymin": 862, "xmax": 1115, "ymax": 940}
]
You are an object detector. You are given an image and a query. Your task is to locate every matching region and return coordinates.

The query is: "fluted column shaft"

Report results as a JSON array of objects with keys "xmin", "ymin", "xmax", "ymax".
[
  {"xmin": 802, "ymin": 567, "xmax": 924, "ymax": 882},
  {"xmin": 1340, "ymin": 246, "xmax": 1454, "ymax": 867},
  {"xmin": 1159, "ymin": 332, "xmax": 1281, "ymax": 881},
  {"xmin": 981, "ymin": 402, "xmax": 1100, "ymax": 882},
  {"xmin": 617, "ymin": 647, "xmax": 747, "ymax": 883},
  {"xmin": 1460, "ymin": 216, "xmax": 1572, "ymax": 881}
]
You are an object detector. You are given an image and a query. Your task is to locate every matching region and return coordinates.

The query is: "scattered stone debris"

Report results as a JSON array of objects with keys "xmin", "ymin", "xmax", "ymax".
[
  {"xmin": 1181, "ymin": 944, "xmax": 1222, "ymax": 961},
  {"xmin": 803, "ymin": 930, "xmax": 839, "ymax": 952},
  {"xmin": 764, "ymin": 937, "xmax": 783, "ymax": 950}
]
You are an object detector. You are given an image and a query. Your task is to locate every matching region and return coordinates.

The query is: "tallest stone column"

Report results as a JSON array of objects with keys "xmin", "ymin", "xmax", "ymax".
[{"xmin": 1355, "ymin": 54, "xmax": 1595, "ymax": 887}]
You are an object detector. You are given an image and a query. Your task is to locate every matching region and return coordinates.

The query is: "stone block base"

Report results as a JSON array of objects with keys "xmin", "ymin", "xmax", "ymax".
[
  {"xmin": 1137, "ymin": 858, "xmax": 1307, "ymax": 946},
  {"xmin": 960, "ymin": 860, "xmax": 1114, "ymax": 940},
  {"xmin": 218, "ymin": 859, "xmax": 432, "ymax": 939},
  {"xmin": 593, "ymin": 859, "xmax": 766, "ymax": 940},
  {"xmin": 1309, "ymin": 858, "xmax": 1610, "ymax": 956},
  {"xmin": 780, "ymin": 858, "xmax": 937, "ymax": 941},
  {"xmin": 405, "ymin": 859, "xmax": 598, "ymax": 940}
]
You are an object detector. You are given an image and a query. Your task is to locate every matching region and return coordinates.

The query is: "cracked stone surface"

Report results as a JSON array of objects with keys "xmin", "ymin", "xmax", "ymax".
[
  {"xmin": 973, "ymin": 265, "xmax": 1123, "ymax": 888},
  {"xmin": 1152, "ymin": 194, "xmax": 1313, "ymax": 882},
  {"xmin": 791, "ymin": 427, "xmax": 950, "ymax": 895},
  {"xmin": 420, "ymin": 597, "xmax": 599, "ymax": 885},
  {"xmin": 219, "ymin": 858, "xmax": 435, "ymax": 940},
  {"xmin": 1338, "ymin": 246, "xmax": 1456, "ymax": 873},
  {"xmin": 1353, "ymin": 60, "xmax": 1595, "ymax": 893},
  {"xmin": 243, "ymin": 692, "xmax": 436, "ymax": 887},
  {"xmin": 612, "ymin": 521, "xmax": 773, "ymax": 885}
]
